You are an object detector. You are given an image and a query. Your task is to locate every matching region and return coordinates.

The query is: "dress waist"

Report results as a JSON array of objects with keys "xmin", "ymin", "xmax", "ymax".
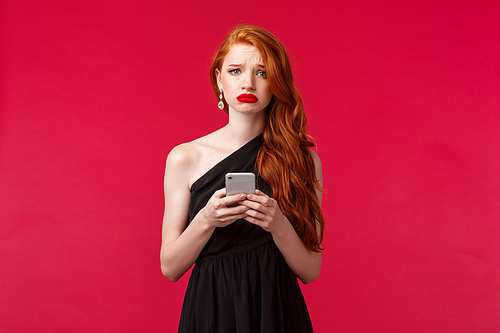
[{"xmin": 195, "ymin": 234, "xmax": 273, "ymax": 264}]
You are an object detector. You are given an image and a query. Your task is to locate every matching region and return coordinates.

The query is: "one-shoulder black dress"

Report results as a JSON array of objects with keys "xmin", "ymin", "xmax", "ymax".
[{"xmin": 178, "ymin": 134, "xmax": 314, "ymax": 333}]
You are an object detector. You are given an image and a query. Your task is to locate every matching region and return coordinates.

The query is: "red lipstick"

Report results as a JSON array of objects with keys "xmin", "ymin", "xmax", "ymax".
[{"xmin": 237, "ymin": 93, "xmax": 258, "ymax": 103}]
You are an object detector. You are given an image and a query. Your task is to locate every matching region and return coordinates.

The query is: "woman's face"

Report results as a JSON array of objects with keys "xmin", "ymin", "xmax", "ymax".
[{"xmin": 216, "ymin": 44, "xmax": 273, "ymax": 115}]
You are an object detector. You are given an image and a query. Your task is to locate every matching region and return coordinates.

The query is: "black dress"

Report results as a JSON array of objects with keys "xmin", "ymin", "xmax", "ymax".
[{"xmin": 178, "ymin": 134, "xmax": 314, "ymax": 333}]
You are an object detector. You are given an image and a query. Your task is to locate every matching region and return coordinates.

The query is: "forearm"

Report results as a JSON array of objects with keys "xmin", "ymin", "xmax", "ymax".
[
  {"xmin": 160, "ymin": 212, "xmax": 215, "ymax": 282},
  {"xmin": 271, "ymin": 220, "xmax": 322, "ymax": 284},
  {"xmin": 241, "ymin": 191, "xmax": 322, "ymax": 284}
]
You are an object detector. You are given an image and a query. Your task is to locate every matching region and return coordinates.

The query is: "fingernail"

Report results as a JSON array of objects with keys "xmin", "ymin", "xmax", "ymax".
[
  {"xmin": 240, "ymin": 194, "xmax": 246, "ymax": 199},
  {"xmin": 247, "ymin": 194, "xmax": 252, "ymax": 199}
]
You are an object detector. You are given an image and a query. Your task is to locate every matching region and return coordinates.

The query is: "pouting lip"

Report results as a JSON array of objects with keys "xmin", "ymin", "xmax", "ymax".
[{"xmin": 237, "ymin": 93, "xmax": 258, "ymax": 102}]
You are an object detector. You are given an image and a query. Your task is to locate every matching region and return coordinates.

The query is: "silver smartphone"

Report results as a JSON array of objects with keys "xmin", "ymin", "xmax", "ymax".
[{"xmin": 225, "ymin": 172, "xmax": 255, "ymax": 207}]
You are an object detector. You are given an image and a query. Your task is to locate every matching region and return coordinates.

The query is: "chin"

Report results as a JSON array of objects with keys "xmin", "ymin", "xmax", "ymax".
[{"xmin": 231, "ymin": 105, "xmax": 266, "ymax": 114}]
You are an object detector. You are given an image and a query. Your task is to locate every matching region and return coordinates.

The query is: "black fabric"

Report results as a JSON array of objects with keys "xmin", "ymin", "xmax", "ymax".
[{"xmin": 178, "ymin": 134, "xmax": 313, "ymax": 333}]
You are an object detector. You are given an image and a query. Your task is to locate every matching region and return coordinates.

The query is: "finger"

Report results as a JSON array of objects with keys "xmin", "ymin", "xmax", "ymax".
[
  {"xmin": 240, "ymin": 199, "xmax": 267, "ymax": 213},
  {"xmin": 243, "ymin": 215, "xmax": 262, "ymax": 226},
  {"xmin": 218, "ymin": 215, "xmax": 247, "ymax": 224},
  {"xmin": 218, "ymin": 202, "xmax": 250, "ymax": 217},
  {"xmin": 218, "ymin": 211, "xmax": 249, "ymax": 224},
  {"xmin": 245, "ymin": 208, "xmax": 266, "ymax": 221},
  {"xmin": 223, "ymin": 193, "xmax": 247, "ymax": 206},
  {"xmin": 254, "ymin": 189, "xmax": 269, "ymax": 198},
  {"xmin": 213, "ymin": 188, "xmax": 227, "ymax": 198},
  {"xmin": 232, "ymin": 213, "xmax": 250, "ymax": 221},
  {"xmin": 246, "ymin": 192, "xmax": 273, "ymax": 206},
  {"xmin": 231, "ymin": 204, "xmax": 250, "ymax": 214}
]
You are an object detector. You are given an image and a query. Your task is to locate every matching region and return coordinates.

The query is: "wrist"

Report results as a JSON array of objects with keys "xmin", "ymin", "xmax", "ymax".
[
  {"xmin": 270, "ymin": 215, "xmax": 292, "ymax": 239},
  {"xmin": 197, "ymin": 207, "xmax": 216, "ymax": 232}
]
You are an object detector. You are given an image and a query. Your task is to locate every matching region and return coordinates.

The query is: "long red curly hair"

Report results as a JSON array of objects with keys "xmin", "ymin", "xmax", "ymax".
[{"xmin": 209, "ymin": 25, "xmax": 325, "ymax": 252}]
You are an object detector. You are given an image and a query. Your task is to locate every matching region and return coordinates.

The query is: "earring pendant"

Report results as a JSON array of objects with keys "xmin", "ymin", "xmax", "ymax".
[{"xmin": 218, "ymin": 93, "xmax": 224, "ymax": 110}]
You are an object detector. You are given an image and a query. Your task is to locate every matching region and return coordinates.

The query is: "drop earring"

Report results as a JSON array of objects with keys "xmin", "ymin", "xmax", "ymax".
[{"xmin": 218, "ymin": 90, "xmax": 224, "ymax": 110}]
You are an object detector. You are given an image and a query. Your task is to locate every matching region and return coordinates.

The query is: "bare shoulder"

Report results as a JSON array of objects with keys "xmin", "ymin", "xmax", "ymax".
[
  {"xmin": 166, "ymin": 130, "xmax": 219, "ymax": 167},
  {"xmin": 165, "ymin": 140, "xmax": 205, "ymax": 186},
  {"xmin": 163, "ymin": 144, "xmax": 193, "ymax": 195},
  {"xmin": 165, "ymin": 130, "xmax": 225, "ymax": 188},
  {"xmin": 166, "ymin": 141, "xmax": 199, "ymax": 169}
]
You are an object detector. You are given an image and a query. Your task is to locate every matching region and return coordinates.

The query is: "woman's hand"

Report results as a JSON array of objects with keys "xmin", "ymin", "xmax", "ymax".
[
  {"xmin": 241, "ymin": 189, "xmax": 322, "ymax": 284},
  {"xmin": 201, "ymin": 188, "xmax": 250, "ymax": 228},
  {"xmin": 241, "ymin": 190, "xmax": 288, "ymax": 234}
]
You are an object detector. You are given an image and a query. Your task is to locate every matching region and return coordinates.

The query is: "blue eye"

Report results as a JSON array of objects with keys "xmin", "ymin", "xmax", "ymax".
[
  {"xmin": 257, "ymin": 71, "xmax": 267, "ymax": 78},
  {"xmin": 229, "ymin": 69, "xmax": 241, "ymax": 74}
]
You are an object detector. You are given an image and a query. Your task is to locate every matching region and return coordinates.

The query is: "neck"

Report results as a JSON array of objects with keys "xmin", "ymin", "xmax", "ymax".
[{"xmin": 222, "ymin": 110, "xmax": 266, "ymax": 148}]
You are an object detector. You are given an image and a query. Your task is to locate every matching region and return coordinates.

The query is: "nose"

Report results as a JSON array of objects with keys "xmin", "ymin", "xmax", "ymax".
[{"xmin": 241, "ymin": 72, "xmax": 255, "ymax": 91}]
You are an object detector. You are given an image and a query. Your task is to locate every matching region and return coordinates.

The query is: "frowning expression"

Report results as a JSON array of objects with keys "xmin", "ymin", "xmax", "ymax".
[{"xmin": 216, "ymin": 44, "xmax": 273, "ymax": 115}]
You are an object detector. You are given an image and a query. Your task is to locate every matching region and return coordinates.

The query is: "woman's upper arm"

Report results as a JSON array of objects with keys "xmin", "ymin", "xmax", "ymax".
[
  {"xmin": 161, "ymin": 145, "xmax": 194, "ymax": 246},
  {"xmin": 310, "ymin": 149, "xmax": 324, "ymax": 247},
  {"xmin": 310, "ymin": 149, "xmax": 323, "ymax": 205}
]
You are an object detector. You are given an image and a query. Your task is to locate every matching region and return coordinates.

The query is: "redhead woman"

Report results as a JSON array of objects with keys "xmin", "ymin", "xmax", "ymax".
[{"xmin": 160, "ymin": 25, "xmax": 325, "ymax": 333}]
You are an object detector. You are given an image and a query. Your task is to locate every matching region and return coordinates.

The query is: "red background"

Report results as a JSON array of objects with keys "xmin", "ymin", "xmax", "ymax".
[{"xmin": 1, "ymin": 0, "xmax": 499, "ymax": 332}]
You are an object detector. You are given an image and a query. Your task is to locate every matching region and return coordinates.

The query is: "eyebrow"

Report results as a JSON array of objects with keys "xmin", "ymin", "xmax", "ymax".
[{"xmin": 227, "ymin": 63, "xmax": 265, "ymax": 68}]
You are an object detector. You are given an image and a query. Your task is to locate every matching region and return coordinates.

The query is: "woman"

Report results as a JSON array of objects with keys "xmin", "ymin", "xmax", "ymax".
[{"xmin": 160, "ymin": 25, "xmax": 325, "ymax": 332}]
